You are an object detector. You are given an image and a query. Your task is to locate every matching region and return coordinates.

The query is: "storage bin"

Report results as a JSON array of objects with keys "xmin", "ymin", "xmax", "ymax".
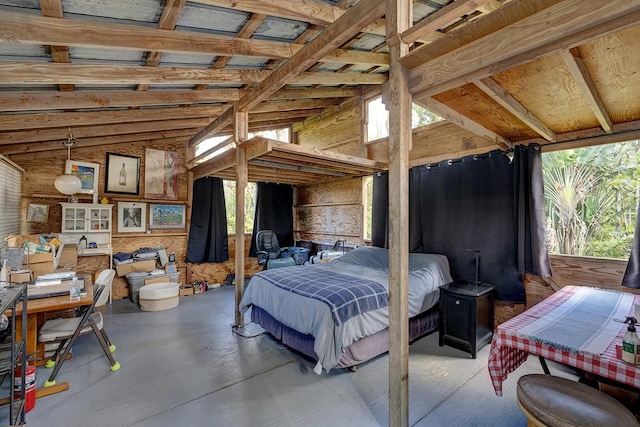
[
  {"xmin": 126, "ymin": 272, "xmax": 179, "ymax": 303},
  {"xmin": 139, "ymin": 282, "xmax": 179, "ymax": 311},
  {"xmin": 290, "ymin": 247, "xmax": 310, "ymax": 265}
]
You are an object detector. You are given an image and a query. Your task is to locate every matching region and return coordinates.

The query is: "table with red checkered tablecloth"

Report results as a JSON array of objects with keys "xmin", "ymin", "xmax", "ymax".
[{"xmin": 488, "ymin": 285, "xmax": 640, "ymax": 396}]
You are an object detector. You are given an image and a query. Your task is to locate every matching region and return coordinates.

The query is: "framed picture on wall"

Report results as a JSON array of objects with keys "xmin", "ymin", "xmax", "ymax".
[
  {"xmin": 144, "ymin": 148, "xmax": 179, "ymax": 200},
  {"xmin": 27, "ymin": 203, "xmax": 49, "ymax": 223},
  {"xmin": 117, "ymin": 202, "xmax": 146, "ymax": 233},
  {"xmin": 149, "ymin": 204, "xmax": 186, "ymax": 229},
  {"xmin": 105, "ymin": 153, "xmax": 140, "ymax": 195},
  {"xmin": 66, "ymin": 160, "xmax": 99, "ymax": 195}
]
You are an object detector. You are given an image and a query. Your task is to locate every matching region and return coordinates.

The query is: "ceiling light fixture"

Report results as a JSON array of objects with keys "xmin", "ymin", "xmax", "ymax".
[{"xmin": 53, "ymin": 128, "xmax": 83, "ymax": 197}]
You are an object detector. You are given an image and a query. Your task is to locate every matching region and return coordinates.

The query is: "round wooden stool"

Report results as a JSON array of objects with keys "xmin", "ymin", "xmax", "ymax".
[{"xmin": 516, "ymin": 374, "xmax": 637, "ymax": 427}]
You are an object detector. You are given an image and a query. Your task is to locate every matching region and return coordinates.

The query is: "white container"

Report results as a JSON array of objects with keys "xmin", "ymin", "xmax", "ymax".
[{"xmin": 139, "ymin": 282, "xmax": 180, "ymax": 312}]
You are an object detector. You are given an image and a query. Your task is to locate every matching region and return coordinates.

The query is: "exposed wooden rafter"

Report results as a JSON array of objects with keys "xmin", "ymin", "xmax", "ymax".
[
  {"xmin": 559, "ymin": 48, "xmax": 613, "ymax": 134},
  {"xmin": 39, "ymin": 0, "xmax": 72, "ymax": 92},
  {"xmin": 0, "ymin": 63, "xmax": 385, "ymax": 86},
  {"xmin": 0, "ymin": 89, "xmax": 239, "ymax": 113},
  {"xmin": 406, "ymin": 0, "xmax": 640, "ymax": 97},
  {"xmin": 474, "ymin": 77, "xmax": 557, "ymax": 142},
  {"xmin": 413, "ymin": 96, "xmax": 511, "ymax": 149},
  {"xmin": 0, "ymin": 11, "xmax": 388, "ymax": 66},
  {"xmin": 237, "ymin": 0, "xmax": 386, "ymax": 111}
]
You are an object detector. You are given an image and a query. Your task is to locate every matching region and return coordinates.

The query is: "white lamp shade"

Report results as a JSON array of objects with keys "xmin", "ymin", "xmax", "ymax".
[{"xmin": 54, "ymin": 173, "xmax": 82, "ymax": 195}]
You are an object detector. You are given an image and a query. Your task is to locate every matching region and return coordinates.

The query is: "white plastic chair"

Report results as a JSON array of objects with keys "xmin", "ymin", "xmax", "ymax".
[{"xmin": 94, "ymin": 269, "xmax": 116, "ymax": 307}]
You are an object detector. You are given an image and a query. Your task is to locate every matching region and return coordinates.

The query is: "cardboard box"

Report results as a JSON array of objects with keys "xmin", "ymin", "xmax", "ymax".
[
  {"xmin": 144, "ymin": 276, "xmax": 170, "ymax": 285},
  {"xmin": 26, "ymin": 252, "xmax": 54, "ymax": 278},
  {"xmin": 57, "ymin": 245, "xmax": 78, "ymax": 269},
  {"xmin": 9, "ymin": 271, "xmax": 31, "ymax": 284},
  {"xmin": 179, "ymin": 286, "xmax": 193, "ymax": 297},
  {"xmin": 115, "ymin": 259, "xmax": 156, "ymax": 277}
]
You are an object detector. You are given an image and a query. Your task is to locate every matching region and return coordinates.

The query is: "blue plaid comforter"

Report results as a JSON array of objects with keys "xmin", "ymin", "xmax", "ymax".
[{"xmin": 258, "ymin": 267, "xmax": 388, "ymax": 326}]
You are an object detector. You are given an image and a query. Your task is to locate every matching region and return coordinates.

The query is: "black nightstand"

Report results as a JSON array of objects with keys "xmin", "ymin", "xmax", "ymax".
[{"xmin": 439, "ymin": 281, "xmax": 495, "ymax": 359}]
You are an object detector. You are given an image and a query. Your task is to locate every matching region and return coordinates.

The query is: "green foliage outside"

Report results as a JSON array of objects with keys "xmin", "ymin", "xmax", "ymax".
[
  {"xmin": 542, "ymin": 140, "xmax": 640, "ymax": 259},
  {"xmin": 223, "ymin": 180, "xmax": 256, "ymax": 235}
]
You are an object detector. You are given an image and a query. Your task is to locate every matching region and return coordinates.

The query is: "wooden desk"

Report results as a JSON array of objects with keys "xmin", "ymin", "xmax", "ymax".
[
  {"xmin": 11, "ymin": 278, "xmax": 93, "ymax": 366},
  {"xmin": 488, "ymin": 285, "xmax": 639, "ymax": 396}
]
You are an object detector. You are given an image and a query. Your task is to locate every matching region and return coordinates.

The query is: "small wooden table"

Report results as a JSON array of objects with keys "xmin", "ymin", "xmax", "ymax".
[{"xmin": 11, "ymin": 277, "xmax": 93, "ymax": 366}]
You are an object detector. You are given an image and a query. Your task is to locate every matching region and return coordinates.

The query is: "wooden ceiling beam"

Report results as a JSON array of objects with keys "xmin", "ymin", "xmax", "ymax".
[
  {"xmin": 413, "ymin": 96, "xmax": 511, "ymax": 149},
  {"xmin": 190, "ymin": 0, "xmax": 342, "ymax": 26},
  {"xmin": 238, "ymin": 0, "xmax": 386, "ymax": 111},
  {"xmin": 253, "ymin": 99, "xmax": 341, "ymax": 113},
  {"xmin": 474, "ymin": 77, "xmax": 557, "ymax": 142},
  {"xmin": 0, "ymin": 89, "xmax": 239, "ymax": 113},
  {"xmin": 559, "ymin": 48, "xmax": 613, "ymax": 134},
  {"xmin": 2, "ymin": 131, "xmax": 196, "ymax": 156},
  {"xmin": 271, "ymin": 87, "xmax": 361, "ymax": 100},
  {"xmin": 0, "ymin": 118, "xmax": 208, "ymax": 145},
  {"xmin": 407, "ymin": 0, "xmax": 640, "ymax": 97},
  {"xmin": 0, "ymin": 11, "xmax": 387, "ymax": 66},
  {"xmin": 0, "ymin": 63, "xmax": 385, "ymax": 86},
  {"xmin": 521, "ymin": 119, "xmax": 640, "ymax": 151},
  {"xmin": 189, "ymin": 105, "xmax": 234, "ymax": 147},
  {"xmin": 0, "ymin": 105, "xmax": 227, "ymax": 131},
  {"xmin": 138, "ymin": 0, "xmax": 187, "ymax": 91},
  {"xmin": 39, "ymin": 0, "xmax": 73, "ymax": 92},
  {"xmin": 402, "ymin": 0, "xmax": 496, "ymax": 44}
]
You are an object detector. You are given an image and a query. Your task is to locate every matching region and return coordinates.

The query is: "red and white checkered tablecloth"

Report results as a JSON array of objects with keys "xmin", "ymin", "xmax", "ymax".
[{"xmin": 488, "ymin": 285, "xmax": 640, "ymax": 396}]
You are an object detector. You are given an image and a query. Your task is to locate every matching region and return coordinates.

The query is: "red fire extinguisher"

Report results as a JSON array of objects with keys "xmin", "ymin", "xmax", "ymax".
[{"xmin": 14, "ymin": 362, "xmax": 36, "ymax": 413}]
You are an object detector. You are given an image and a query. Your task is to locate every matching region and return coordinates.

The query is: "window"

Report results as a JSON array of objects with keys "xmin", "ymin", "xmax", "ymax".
[
  {"xmin": 542, "ymin": 140, "xmax": 640, "ymax": 259},
  {"xmin": 0, "ymin": 156, "xmax": 22, "ymax": 252},
  {"xmin": 223, "ymin": 180, "xmax": 256, "ymax": 235},
  {"xmin": 365, "ymin": 96, "xmax": 443, "ymax": 142},
  {"xmin": 364, "ymin": 175, "xmax": 373, "ymax": 241}
]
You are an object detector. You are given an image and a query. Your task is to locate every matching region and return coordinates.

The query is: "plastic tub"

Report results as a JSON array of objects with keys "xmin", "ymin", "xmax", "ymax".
[
  {"xmin": 126, "ymin": 272, "xmax": 179, "ymax": 303},
  {"xmin": 290, "ymin": 247, "xmax": 310, "ymax": 265},
  {"xmin": 139, "ymin": 282, "xmax": 180, "ymax": 311}
]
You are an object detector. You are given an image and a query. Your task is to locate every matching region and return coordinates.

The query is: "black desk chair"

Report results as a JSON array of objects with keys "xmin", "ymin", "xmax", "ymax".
[{"xmin": 256, "ymin": 230, "xmax": 295, "ymax": 270}]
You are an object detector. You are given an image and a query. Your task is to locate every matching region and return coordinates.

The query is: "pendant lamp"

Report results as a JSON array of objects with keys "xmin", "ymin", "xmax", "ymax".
[{"xmin": 54, "ymin": 128, "xmax": 83, "ymax": 196}]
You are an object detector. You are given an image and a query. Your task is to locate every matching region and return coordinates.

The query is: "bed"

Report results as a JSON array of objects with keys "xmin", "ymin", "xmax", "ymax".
[{"xmin": 239, "ymin": 246, "xmax": 452, "ymax": 373}]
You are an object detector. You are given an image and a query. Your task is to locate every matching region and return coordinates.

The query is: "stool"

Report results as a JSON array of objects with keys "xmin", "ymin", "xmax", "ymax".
[
  {"xmin": 516, "ymin": 374, "xmax": 637, "ymax": 427},
  {"xmin": 138, "ymin": 282, "xmax": 180, "ymax": 312}
]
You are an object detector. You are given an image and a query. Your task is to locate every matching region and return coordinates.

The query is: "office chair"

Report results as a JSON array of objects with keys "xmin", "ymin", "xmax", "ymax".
[
  {"xmin": 255, "ymin": 230, "xmax": 296, "ymax": 270},
  {"xmin": 38, "ymin": 284, "xmax": 120, "ymax": 387}
]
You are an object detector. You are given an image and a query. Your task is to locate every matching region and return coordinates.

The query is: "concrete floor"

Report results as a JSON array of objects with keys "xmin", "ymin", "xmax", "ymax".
[{"xmin": 1, "ymin": 285, "xmax": 577, "ymax": 427}]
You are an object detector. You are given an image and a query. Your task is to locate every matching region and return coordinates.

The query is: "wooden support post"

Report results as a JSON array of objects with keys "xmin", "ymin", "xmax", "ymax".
[
  {"xmin": 234, "ymin": 107, "xmax": 248, "ymax": 327},
  {"xmin": 386, "ymin": 1, "xmax": 412, "ymax": 426}
]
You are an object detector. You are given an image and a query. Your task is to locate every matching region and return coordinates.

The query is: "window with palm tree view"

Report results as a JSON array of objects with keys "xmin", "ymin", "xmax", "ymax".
[{"xmin": 543, "ymin": 140, "xmax": 640, "ymax": 259}]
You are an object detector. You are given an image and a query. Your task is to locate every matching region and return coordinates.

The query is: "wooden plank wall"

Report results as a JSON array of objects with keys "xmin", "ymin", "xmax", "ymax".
[
  {"xmin": 293, "ymin": 102, "xmax": 366, "ymax": 246},
  {"xmin": 11, "ymin": 139, "xmax": 258, "ymax": 300}
]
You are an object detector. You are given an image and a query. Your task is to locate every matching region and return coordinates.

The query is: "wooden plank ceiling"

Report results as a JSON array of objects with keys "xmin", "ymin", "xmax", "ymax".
[{"xmin": 0, "ymin": 0, "xmax": 639, "ymax": 183}]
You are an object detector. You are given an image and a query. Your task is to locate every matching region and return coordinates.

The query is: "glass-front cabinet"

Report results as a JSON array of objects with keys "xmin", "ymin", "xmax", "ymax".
[{"xmin": 61, "ymin": 203, "xmax": 112, "ymax": 233}]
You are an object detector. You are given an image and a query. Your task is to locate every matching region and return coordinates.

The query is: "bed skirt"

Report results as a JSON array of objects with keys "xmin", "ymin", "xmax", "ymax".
[{"xmin": 251, "ymin": 304, "xmax": 439, "ymax": 369}]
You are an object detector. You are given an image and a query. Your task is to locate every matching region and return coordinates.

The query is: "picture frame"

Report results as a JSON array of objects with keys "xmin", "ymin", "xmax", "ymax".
[
  {"xmin": 105, "ymin": 152, "xmax": 140, "ymax": 195},
  {"xmin": 149, "ymin": 204, "xmax": 186, "ymax": 229},
  {"xmin": 144, "ymin": 149, "xmax": 179, "ymax": 200},
  {"xmin": 66, "ymin": 160, "xmax": 100, "ymax": 195},
  {"xmin": 117, "ymin": 202, "xmax": 146, "ymax": 233},
  {"xmin": 27, "ymin": 203, "xmax": 49, "ymax": 223}
]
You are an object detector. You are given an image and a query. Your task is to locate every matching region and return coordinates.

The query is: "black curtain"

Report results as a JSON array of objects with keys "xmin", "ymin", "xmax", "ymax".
[
  {"xmin": 623, "ymin": 199, "xmax": 640, "ymax": 288},
  {"xmin": 371, "ymin": 172, "xmax": 389, "ymax": 249},
  {"xmin": 513, "ymin": 144, "xmax": 552, "ymax": 277},
  {"xmin": 186, "ymin": 177, "xmax": 229, "ymax": 263},
  {"xmin": 249, "ymin": 182, "xmax": 294, "ymax": 257},
  {"xmin": 371, "ymin": 145, "xmax": 551, "ymax": 303}
]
